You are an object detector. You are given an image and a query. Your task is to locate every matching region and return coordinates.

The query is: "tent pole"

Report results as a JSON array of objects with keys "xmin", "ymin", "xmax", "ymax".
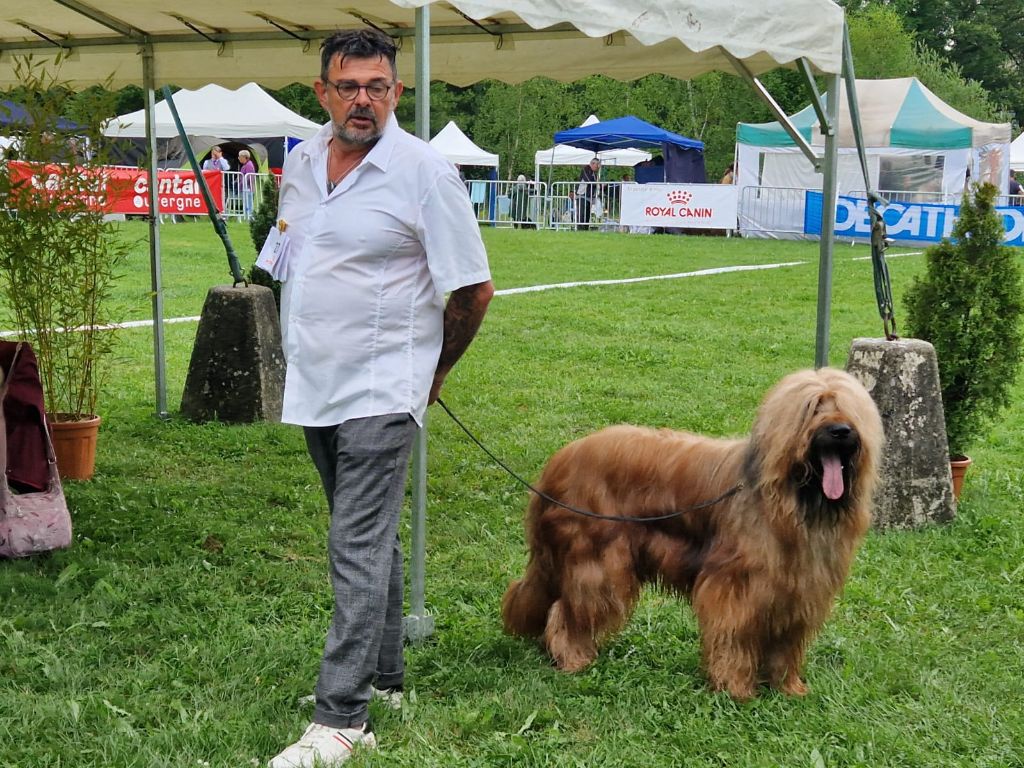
[
  {"xmin": 815, "ymin": 72, "xmax": 841, "ymax": 368},
  {"xmin": 142, "ymin": 44, "xmax": 169, "ymax": 418},
  {"xmin": 405, "ymin": 4, "xmax": 434, "ymax": 644},
  {"xmin": 724, "ymin": 52, "xmax": 821, "ymax": 171}
]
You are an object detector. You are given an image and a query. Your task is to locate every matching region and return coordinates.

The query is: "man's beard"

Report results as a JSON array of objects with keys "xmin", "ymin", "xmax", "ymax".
[{"xmin": 333, "ymin": 106, "xmax": 383, "ymax": 146}]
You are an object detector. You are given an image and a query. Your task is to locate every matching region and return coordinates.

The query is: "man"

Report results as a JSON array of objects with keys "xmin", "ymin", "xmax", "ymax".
[
  {"xmin": 268, "ymin": 28, "xmax": 493, "ymax": 768},
  {"xmin": 576, "ymin": 156, "xmax": 600, "ymax": 229},
  {"xmin": 202, "ymin": 145, "xmax": 229, "ymax": 171},
  {"xmin": 1010, "ymin": 171, "xmax": 1023, "ymax": 206}
]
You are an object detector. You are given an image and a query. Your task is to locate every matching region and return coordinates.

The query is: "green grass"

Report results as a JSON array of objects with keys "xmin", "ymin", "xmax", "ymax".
[{"xmin": 2, "ymin": 224, "xmax": 1022, "ymax": 767}]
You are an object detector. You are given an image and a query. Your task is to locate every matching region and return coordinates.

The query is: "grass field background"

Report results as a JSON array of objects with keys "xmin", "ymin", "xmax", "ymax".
[{"xmin": 2, "ymin": 222, "xmax": 1022, "ymax": 767}]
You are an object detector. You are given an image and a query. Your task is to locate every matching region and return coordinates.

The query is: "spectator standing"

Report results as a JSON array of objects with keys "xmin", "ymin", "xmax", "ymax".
[
  {"xmin": 238, "ymin": 149, "xmax": 257, "ymax": 219},
  {"xmin": 1009, "ymin": 171, "xmax": 1023, "ymax": 206},
  {"xmin": 576, "ymin": 157, "xmax": 600, "ymax": 229},
  {"xmin": 202, "ymin": 145, "xmax": 230, "ymax": 172}
]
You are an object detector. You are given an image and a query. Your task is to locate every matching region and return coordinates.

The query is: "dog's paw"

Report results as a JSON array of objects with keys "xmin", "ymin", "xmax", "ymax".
[{"xmin": 778, "ymin": 675, "xmax": 809, "ymax": 697}]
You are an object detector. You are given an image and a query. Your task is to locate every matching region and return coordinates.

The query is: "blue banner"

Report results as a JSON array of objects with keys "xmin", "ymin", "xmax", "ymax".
[{"xmin": 804, "ymin": 191, "xmax": 1024, "ymax": 246}]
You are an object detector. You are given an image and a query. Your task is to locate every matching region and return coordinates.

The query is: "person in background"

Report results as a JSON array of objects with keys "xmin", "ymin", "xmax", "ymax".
[
  {"xmin": 1009, "ymin": 171, "xmax": 1023, "ymax": 206},
  {"xmin": 202, "ymin": 145, "xmax": 230, "ymax": 172},
  {"xmin": 238, "ymin": 149, "xmax": 257, "ymax": 219},
  {"xmin": 720, "ymin": 162, "xmax": 735, "ymax": 185},
  {"xmin": 576, "ymin": 156, "xmax": 600, "ymax": 229},
  {"xmin": 267, "ymin": 27, "xmax": 493, "ymax": 768},
  {"xmin": 510, "ymin": 173, "xmax": 531, "ymax": 228}
]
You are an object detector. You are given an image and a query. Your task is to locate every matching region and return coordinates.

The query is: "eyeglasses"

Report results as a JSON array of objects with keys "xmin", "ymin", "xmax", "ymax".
[{"xmin": 323, "ymin": 79, "xmax": 392, "ymax": 101}]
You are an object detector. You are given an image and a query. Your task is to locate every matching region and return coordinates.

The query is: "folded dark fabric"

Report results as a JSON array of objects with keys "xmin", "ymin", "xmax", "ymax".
[{"xmin": 0, "ymin": 341, "xmax": 50, "ymax": 492}]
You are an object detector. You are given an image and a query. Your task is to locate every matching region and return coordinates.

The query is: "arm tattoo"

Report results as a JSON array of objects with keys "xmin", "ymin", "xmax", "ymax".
[{"xmin": 437, "ymin": 283, "xmax": 490, "ymax": 373}]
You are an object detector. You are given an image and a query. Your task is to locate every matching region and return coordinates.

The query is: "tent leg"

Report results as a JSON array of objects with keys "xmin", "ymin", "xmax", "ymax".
[
  {"xmin": 142, "ymin": 45, "xmax": 168, "ymax": 418},
  {"xmin": 815, "ymin": 73, "xmax": 841, "ymax": 369},
  {"xmin": 404, "ymin": 4, "xmax": 434, "ymax": 644}
]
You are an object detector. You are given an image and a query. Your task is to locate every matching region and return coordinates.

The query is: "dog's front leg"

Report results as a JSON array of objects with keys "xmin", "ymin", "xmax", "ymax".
[{"xmin": 692, "ymin": 570, "xmax": 763, "ymax": 701}]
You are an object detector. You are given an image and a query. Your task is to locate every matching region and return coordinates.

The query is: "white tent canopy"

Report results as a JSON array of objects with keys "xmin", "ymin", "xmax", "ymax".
[
  {"xmin": 0, "ymin": 1, "xmax": 845, "ymax": 89},
  {"xmin": 429, "ymin": 121, "xmax": 499, "ymax": 168},
  {"xmin": 1012, "ymin": 132, "xmax": 1024, "ymax": 173},
  {"xmin": 103, "ymin": 82, "xmax": 320, "ymax": 140},
  {"xmin": 534, "ymin": 114, "xmax": 652, "ymax": 180}
]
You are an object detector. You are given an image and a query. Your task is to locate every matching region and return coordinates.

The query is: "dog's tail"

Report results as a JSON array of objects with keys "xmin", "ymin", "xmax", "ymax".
[{"xmin": 502, "ymin": 554, "xmax": 557, "ymax": 638}]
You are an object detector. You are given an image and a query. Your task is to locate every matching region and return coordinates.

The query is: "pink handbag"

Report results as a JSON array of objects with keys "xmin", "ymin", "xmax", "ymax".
[{"xmin": 1, "ymin": 342, "xmax": 73, "ymax": 558}]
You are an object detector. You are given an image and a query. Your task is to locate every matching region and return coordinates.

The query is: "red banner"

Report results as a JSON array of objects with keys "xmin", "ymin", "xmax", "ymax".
[{"xmin": 7, "ymin": 161, "xmax": 224, "ymax": 215}]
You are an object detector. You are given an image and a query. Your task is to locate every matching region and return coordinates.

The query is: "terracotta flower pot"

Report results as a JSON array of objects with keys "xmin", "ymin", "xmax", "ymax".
[
  {"xmin": 50, "ymin": 414, "xmax": 102, "ymax": 481},
  {"xmin": 949, "ymin": 455, "xmax": 972, "ymax": 501}
]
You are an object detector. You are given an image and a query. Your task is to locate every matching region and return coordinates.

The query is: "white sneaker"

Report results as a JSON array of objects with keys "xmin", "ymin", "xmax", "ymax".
[
  {"xmin": 298, "ymin": 686, "xmax": 402, "ymax": 710},
  {"xmin": 371, "ymin": 686, "xmax": 403, "ymax": 711},
  {"xmin": 268, "ymin": 722, "xmax": 376, "ymax": 768}
]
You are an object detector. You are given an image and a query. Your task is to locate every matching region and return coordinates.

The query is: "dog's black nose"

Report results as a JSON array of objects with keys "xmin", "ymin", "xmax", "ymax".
[{"xmin": 827, "ymin": 423, "xmax": 852, "ymax": 440}]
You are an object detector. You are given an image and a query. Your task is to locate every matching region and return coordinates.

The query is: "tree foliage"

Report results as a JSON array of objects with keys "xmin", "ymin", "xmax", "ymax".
[
  {"xmin": 846, "ymin": 0, "xmax": 1024, "ymax": 126},
  {"xmin": 903, "ymin": 183, "xmax": 1024, "ymax": 457}
]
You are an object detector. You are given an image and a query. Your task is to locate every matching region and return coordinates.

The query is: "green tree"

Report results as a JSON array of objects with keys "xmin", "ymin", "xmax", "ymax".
[{"xmin": 903, "ymin": 183, "xmax": 1024, "ymax": 457}]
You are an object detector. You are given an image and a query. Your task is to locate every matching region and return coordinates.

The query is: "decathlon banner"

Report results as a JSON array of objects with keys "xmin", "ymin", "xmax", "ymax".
[
  {"xmin": 621, "ymin": 183, "xmax": 738, "ymax": 229},
  {"xmin": 7, "ymin": 161, "xmax": 223, "ymax": 215},
  {"xmin": 804, "ymin": 191, "xmax": 1024, "ymax": 246}
]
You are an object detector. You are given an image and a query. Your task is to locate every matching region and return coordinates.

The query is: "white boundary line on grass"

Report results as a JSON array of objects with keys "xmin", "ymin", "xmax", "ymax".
[
  {"xmin": 1, "ymin": 251, "xmax": 935, "ymax": 336},
  {"xmin": 2, "ymin": 261, "xmax": 809, "ymax": 336},
  {"xmin": 493, "ymin": 261, "xmax": 807, "ymax": 296},
  {"xmin": 1, "ymin": 315, "xmax": 201, "ymax": 338}
]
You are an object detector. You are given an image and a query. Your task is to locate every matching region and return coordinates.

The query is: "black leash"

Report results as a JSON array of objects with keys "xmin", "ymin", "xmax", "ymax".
[{"xmin": 436, "ymin": 398, "xmax": 743, "ymax": 523}]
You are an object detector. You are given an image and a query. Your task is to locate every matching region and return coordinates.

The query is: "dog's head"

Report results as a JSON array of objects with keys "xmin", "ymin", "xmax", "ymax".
[{"xmin": 749, "ymin": 368, "xmax": 883, "ymax": 523}]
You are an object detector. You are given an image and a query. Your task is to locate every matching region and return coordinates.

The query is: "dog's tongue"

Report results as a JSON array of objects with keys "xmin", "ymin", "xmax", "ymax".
[{"xmin": 822, "ymin": 456, "xmax": 844, "ymax": 500}]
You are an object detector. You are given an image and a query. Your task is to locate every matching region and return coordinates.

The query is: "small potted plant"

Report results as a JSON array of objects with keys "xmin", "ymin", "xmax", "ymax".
[
  {"xmin": 903, "ymin": 181, "xmax": 1024, "ymax": 497},
  {"xmin": 0, "ymin": 57, "xmax": 130, "ymax": 480}
]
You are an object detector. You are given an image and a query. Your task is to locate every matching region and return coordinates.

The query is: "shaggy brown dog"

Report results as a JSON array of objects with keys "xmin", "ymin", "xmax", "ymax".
[{"xmin": 502, "ymin": 368, "xmax": 882, "ymax": 700}]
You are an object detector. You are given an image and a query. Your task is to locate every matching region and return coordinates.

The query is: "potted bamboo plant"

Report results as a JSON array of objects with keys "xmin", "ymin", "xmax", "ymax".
[
  {"xmin": 0, "ymin": 58, "xmax": 130, "ymax": 480},
  {"xmin": 903, "ymin": 181, "xmax": 1024, "ymax": 498}
]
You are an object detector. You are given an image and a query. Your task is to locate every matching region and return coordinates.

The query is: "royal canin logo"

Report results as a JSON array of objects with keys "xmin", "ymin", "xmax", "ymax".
[{"xmin": 642, "ymin": 188, "xmax": 713, "ymax": 219}]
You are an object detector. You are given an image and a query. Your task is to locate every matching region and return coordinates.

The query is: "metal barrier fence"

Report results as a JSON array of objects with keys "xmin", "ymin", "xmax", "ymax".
[
  {"xmin": 218, "ymin": 170, "xmax": 277, "ymax": 221},
  {"xmin": 465, "ymin": 178, "xmax": 627, "ymax": 231},
  {"xmin": 737, "ymin": 186, "xmax": 810, "ymax": 239}
]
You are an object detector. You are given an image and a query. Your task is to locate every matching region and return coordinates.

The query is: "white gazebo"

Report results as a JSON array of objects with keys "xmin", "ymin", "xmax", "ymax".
[
  {"xmin": 429, "ymin": 120, "xmax": 499, "ymax": 172},
  {"xmin": 103, "ymin": 82, "xmax": 319, "ymax": 141},
  {"xmin": 1011, "ymin": 132, "xmax": 1024, "ymax": 173}
]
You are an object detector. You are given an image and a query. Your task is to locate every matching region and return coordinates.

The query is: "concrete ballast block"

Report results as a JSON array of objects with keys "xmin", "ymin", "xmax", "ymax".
[
  {"xmin": 846, "ymin": 337, "xmax": 955, "ymax": 529},
  {"xmin": 181, "ymin": 285, "xmax": 285, "ymax": 423}
]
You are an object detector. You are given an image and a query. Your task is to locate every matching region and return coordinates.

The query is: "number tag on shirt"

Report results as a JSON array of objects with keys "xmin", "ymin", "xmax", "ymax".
[{"xmin": 255, "ymin": 223, "xmax": 291, "ymax": 281}]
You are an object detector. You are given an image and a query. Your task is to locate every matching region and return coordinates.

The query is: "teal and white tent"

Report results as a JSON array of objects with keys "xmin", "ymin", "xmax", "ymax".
[{"xmin": 735, "ymin": 77, "xmax": 1010, "ymax": 239}]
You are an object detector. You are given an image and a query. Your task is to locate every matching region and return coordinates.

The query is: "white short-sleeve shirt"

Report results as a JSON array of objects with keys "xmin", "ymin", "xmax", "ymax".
[{"xmin": 276, "ymin": 115, "xmax": 491, "ymax": 427}]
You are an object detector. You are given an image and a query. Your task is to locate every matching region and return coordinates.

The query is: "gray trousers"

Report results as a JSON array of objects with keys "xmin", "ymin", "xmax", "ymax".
[{"xmin": 303, "ymin": 412, "xmax": 418, "ymax": 729}]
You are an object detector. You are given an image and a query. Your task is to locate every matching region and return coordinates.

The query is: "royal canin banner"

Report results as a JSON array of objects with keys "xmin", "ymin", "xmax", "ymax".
[
  {"xmin": 7, "ymin": 161, "xmax": 223, "ymax": 215},
  {"xmin": 621, "ymin": 184, "xmax": 739, "ymax": 229}
]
